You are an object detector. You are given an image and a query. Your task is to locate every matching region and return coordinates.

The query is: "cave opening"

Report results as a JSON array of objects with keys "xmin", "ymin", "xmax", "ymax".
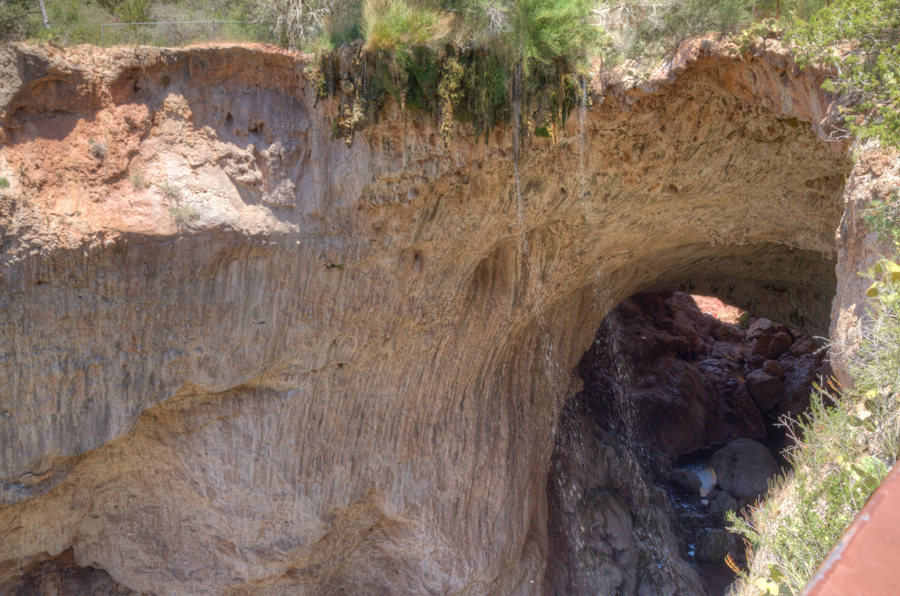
[{"xmin": 545, "ymin": 290, "xmax": 830, "ymax": 596}]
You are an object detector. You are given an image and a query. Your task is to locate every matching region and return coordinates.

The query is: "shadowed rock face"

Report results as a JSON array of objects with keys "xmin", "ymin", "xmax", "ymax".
[
  {"xmin": 575, "ymin": 292, "xmax": 826, "ymax": 459},
  {"xmin": 0, "ymin": 548, "xmax": 141, "ymax": 596},
  {"xmin": 549, "ymin": 293, "xmax": 825, "ymax": 595},
  {"xmin": 0, "ymin": 39, "xmax": 852, "ymax": 594}
]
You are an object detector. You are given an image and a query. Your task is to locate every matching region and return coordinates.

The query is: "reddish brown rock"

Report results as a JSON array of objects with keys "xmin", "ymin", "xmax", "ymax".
[
  {"xmin": 711, "ymin": 321, "xmax": 747, "ymax": 342},
  {"xmin": 579, "ymin": 292, "xmax": 766, "ymax": 457},
  {"xmin": 745, "ymin": 354, "xmax": 767, "ymax": 371},
  {"xmin": 766, "ymin": 332, "xmax": 794, "ymax": 359},
  {"xmin": 745, "ymin": 369, "xmax": 784, "ymax": 413},
  {"xmin": 790, "ymin": 336, "xmax": 818, "ymax": 357},
  {"xmin": 751, "ymin": 335, "xmax": 772, "ymax": 357},
  {"xmin": 747, "ymin": 318, "xmax": 776, "ymax": 340},
  {"xmin": 762, "ymin": 360, "xmax": 784, "ymax": 378}
]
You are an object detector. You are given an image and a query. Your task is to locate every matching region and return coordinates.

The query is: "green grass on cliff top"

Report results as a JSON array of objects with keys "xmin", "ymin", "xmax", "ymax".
[{"xmin": 4, "ymin": 0, "xmax": 899, "ymax": 146}]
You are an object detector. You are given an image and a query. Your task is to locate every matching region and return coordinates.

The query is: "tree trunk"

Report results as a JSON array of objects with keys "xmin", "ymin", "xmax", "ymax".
[{"xmin": 37, "ymin": 0, "xmax": 50, "ymax": 29}]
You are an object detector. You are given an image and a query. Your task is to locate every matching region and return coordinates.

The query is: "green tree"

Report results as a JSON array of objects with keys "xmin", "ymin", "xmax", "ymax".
[
  {"xmin": 789, "ymin": 0, "xmax": 900, "ymax": 146},
  {"xmin": 115, "ymin": 0, "xmax": 152, "ymax": 23},
  {"xmin": 0, "ymin": 0, "xmax": 44, "ymax": 40},
  {"xmin": 507, "ymin": 0, "xmax": 603, "ymax": 68}
]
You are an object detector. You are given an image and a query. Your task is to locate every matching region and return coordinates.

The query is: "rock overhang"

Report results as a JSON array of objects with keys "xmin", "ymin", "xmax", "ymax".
[{"xmin": 0, "ymin": 38, "xmax": 853, "ymax": 595}]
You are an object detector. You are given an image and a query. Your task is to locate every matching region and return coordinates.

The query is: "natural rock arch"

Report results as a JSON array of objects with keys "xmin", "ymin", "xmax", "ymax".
[{"xmin": 0, "ymin": 39, "xmax": 850, "ymax": 594}]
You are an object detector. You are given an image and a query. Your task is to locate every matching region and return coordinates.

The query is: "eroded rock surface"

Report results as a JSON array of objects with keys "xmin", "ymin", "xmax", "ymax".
[
  {"xmin": 0, "ymin": 38, "xmax": 856, "ymax": 594},
  {"xmin": 830, "ymin": 145, "xmax": 900, "ymax": 385},
  {"xmin": 0, "ymin": 548, "xmax": 142, "ymax": 596}
]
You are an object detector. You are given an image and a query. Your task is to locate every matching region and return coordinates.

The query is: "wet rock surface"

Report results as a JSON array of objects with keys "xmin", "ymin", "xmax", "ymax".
[
  {"xmin": 544, "ymin": 406, "xmax": 707, "ymax": 596},
  {"xmin": 670, "ymin": 469, "xmax": 703, "ymax": 493},
  {"xmin": 696, "ymin": 529, "xmax": 739, "ymax": 564},
  {"xmin": 712, "ymin": 438, "xmax": 779, "ymax": 502}
]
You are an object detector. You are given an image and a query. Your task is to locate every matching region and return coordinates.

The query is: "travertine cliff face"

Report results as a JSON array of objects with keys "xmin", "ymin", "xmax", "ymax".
[
  {"xmin": 829, "ymin": 146, "xmax": 900, "ymax": 385},
  {"xmin": 0, "ymin": 38, "xmax": 855, "ymax": 594}
]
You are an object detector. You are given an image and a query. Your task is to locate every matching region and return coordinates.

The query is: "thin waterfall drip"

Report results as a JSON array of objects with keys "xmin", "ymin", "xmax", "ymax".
[
  {"xmin": 507, "ymin": 60, "xmax": 566, "ymax": 439},
  {"xmin": 599, "ymin": 293, "xmax": 683, "ymax": 565},
  {"xmin": 512, "ymin": 60, "xmax": 527, "ymax": 264},
  {"xmin": 360, "ymin": 58, "xmax": 367, "ymax": 103},
  {"xmin": 579, "ymin": 75, "xmax": 588, "ymax": 201},
  {"xmin": 325, "ymin": 53, "xmax": 333, "ymax": 96},
  {"xmin": 545, "ymin": 281, "xmax": 708, "ymax": 594}
]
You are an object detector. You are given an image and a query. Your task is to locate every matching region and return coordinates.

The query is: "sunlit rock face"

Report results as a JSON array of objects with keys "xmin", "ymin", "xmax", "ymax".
[
  {"xmin": 0, "ymin": 38, "xmax": 852, "ymax": 595},
  {"xmin": 829, "ymin": 146, "xmax": 900, "ymax": 385}
]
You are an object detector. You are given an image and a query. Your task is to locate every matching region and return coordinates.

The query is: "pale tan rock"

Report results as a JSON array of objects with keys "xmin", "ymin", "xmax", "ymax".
[
  {"xmin": 829, "ymin": 143, "xmax": 900, "ymax": 385},
  {"xmin": 0, "ymin": 38, "xmax": 868, "ymax": 594}
]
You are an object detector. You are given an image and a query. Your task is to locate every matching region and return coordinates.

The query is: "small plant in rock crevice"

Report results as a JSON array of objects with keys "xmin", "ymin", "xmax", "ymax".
[
  {"xmin": 156, "ymin": 179, "xmax": 199, "ymax": 227},
  {"xmin": 129, "ymin": 171, "xmax": 150, "ymax": 190},
  {"xmin": 88, "ymin": 138, "xmax": 108, "ymax": 160},
  {"xmin": 437, "ymin": 55, "xmax": 465, "ymax": 154},
  {"xmin": 168, "ymin": 203, "xmax": 200, "ymax": 227},
  {"xmin": 157, "ymin": 180, "xmax": 182, "ymax": 201}
]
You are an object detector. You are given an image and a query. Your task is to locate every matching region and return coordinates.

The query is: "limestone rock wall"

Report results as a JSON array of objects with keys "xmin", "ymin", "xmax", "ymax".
[{"xmin": 0, "ymin": 39, "xmax": 853, "ymax": 595}]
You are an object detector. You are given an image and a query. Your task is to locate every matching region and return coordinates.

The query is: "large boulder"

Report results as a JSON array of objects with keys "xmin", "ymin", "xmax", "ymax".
[
  {"xmin": 750, "ymin": 329, "xmax": 793, "ymax": 359},
  {"xmin": 710, "ymin": 320, "xmax": 746, "ymax": 342},
  {"xmin": 696, "ymin": 528, "xmax": 739, "ymax": 563},
  {"xmin": 745, "ymin": 369, "xmax": 784, "ymax": 413},
  {"xmin": 711, "ymin": 439, "xmax": 779, "ymax": 501},
  {"xmin": 746, "ymin": 317, "xmax": 775, "ymax": 339},
  {"xmin": 766, "ymin": 332, "xmax": 794, "ymax": 359},
  {"xmin": 670, "ymin": 468, "xmax": 703, "ymax": 493},
  {"xmin": 790, "ymin": 336, "xmax": 818, "ymax": 357}
]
